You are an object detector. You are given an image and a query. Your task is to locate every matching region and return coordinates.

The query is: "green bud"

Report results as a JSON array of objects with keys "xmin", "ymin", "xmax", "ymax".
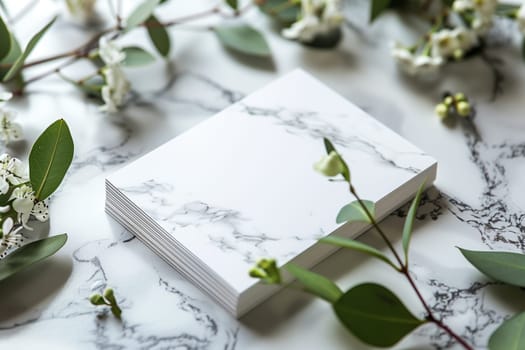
[
  {"xmin": 434, "ymin": 103, "xmax": 448, "ymax": 119},
  {"xmin": 454, "ymin": 92, "xmax": 466, "ymax": 102},
  {"xmin": 444, "ymin": 96, "xmax": 454, "ymax": 106},
  {"xmin": 249, "ymin": 267, "xmax": 266, "ymax": 279},
  {"xmin": 250, "ymin": 259, "xmax": 282, "ymax": 284},
  {"xmin": 89, "ymin": 293, "xmax": 106, "ymax": 306},
  {"xmin": 314, "ymin": 151, "xmax": 344, "ymax": 177},
  {"xmin": 453, "ymin": 48, "xmax": 464, "ymax": 60},
  {"xmin": 103, "ymin": 288, "xmax": 116, "ymax": 303},
  {"xmin": 456, "ymin": 101, "xmax": 471, "ymax": 117}
]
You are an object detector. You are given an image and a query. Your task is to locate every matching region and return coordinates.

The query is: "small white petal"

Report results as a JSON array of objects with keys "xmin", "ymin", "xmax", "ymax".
[{"xmin": 2, "ymin": 217, "xmax": 13, "ymax": 234}]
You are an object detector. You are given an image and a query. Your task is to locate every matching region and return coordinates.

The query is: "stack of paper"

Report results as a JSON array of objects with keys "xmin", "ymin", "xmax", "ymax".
[{"xmin": 105, "ymin": 70, "xmax": 437, "ymax": 317}]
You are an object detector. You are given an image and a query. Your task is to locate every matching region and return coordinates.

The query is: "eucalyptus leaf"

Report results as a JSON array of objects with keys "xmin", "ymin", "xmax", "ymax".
[
  {"xmin": 146, "ymin": 15, "xmax": 171, "ymax": 57},
  {"xmin": 333, "ymin": 283, "xmax": 425, "ymax": 347},
  {"xmin": 226, "ymin": 0, "xmax": 238, "ymax": 10},
  {"xmin": 286, "ymin": 263, "xmax": 342, "ymax": 303},
  {"xmin": 126, "ymin": 0, "xmax": 160, "ymax": 30},
  {"xmin": 257, "ymin": 0, "xmax": 300, "ymax": 26},
  {"xmin": 336, "ymin": 200, "xmax": 375, "ymax": 224},
  {"xmin": 320, "ymin": 236, "xmax": 397, "ymax": 269},
  {"xmin": 214, "ymin": 24, "xmax": 271, "ymax": 58},
  {"xmin": 0, "ymin": 234, "xmax": 67, "ymax": 282},
  {"xmin": 0, "ymin": 33, "xmax": 21, "ymax": 82},
  {"xmin": 370, "ymin": 0, "xmax": 392, "ymax": 22},
  {"xmin": 29, "ymin": 119, "xmax": 74, "ymax": 201},
  {"xmin": 122, "ymin": 46, "xmax": 155, "ymax": 66},
  {"xmin": 3, "ymin": 16, "xmax": 56, "ymax": 82},
  {"xmin": 0, "ymin": 14, "xmax": 11, "ymax": 61},
  {"xmin": 402, "ymin": 182, "xmax": 425, "ymax": 263},
  {"xmin": 489, "ymin": 312, "xmax": 525, "ymax": 350},
  {"xmin": 459, "ymin": 248, "xmax": 525, "ymax": 287}
]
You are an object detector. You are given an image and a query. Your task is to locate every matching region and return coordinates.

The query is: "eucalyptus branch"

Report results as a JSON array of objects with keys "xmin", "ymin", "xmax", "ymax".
[{"xmin": 349, "ymin": 182, "xmax": 474, "ymax": 350}]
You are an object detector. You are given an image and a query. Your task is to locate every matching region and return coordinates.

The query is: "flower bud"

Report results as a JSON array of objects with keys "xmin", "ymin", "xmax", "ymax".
[
  {"xmin": 103, "ymin": 288, "xmax": 116, "ymax": 303},
  {"xmin": 456, "ymin": 101, "xmax": 471, "ymax": 117},
  {"xmin": 249, "ymin": 259, "xmax": 282, "ymax": 284},
  {"xmin": 314, "ymin": 151, "xmax": 344, "ymax": 177},
  {"xmin": 454, "ymin": 92, "xmax": 466, "ymax": 102},
  {"xmin": 89, "ymin": 293, "xmax": 106, "ymax": 306},
  {"xmin": 444, "ymin": 96, "xmax": 454, "ymax": 106},
  {"xmin": 435, "ymin": 103, "xmax": 448, "ymax": 119}
]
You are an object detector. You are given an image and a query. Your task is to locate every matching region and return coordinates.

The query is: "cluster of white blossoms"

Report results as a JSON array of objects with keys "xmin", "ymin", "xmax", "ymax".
[
  {"xmin": 98, "ymin": 38, "xmax": 130, "ymax": 114},
  {"xmin": 282, "ymin": 0, "xmax": 344, "ymax": 43},
  {"xmin": 452, "ymin": 0, "xmax": 497, "ymax": 35},
  {"xmin": 0, "ymin": 154, "xmax": 49, "ymax": 258},
  {"xmin": 0, "ymin": 92, "xmax": 23, "ymax": 145},
  {"xmin": 65, "ymin": 0, "xmax": 97, "ymax": 24},
  {"xmin": 391, "ymin": 0, "xmax": 498, "ymax": 76}
]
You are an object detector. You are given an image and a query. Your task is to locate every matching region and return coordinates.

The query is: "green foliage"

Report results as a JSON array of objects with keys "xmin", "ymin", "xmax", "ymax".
[
  {"xmin": 0, "ymin": 234, "xmax": 67, "ymax": 282},
  {"xmin": 29, "ymin": 119, "xmax": 74, "ymax": 201},
  {"xmin": 122, "ymin": 46, "xmax": 155, "ymax": 66},
  {"xmin": 459, "ymin": 248, "xmax": 525, "ymax": 287},
  {"xmin": 249, "ymin": 258, "xmax": 282, "ymax": 284},
  {"xmin": 214, "ymin": 24, "xmax": 272, "ymax": 58},
  {"xmin": 489, "ymin": 312, "xmax": 525, "ymax": 350},
  {"xmin": 126, "ymin": 0, "xmax": 160, "ymax": 30},
  {"xmin": 402, "ymin": 182, "xmax": 425, "ymax": 263},
  {"xmin": 146, "ymin": 15, "xmax": 171, "ymax": 57},
  {"xmin": 226, "ymin": 0, "xmax": 238, "ymax": 10},
  {"xmin": 286, "ymin": 263, "xmax": 342, "ymax": 303},
  {"xmin": 320, "ymin": 236, "xmax": 397, "ymax": 269},
  {"xmin": 336, "ymin": 200, "xmax": 375, "ymax": 224},
  {"xmin": 257, "ymin": 0, "xmax": 300, "ymax": 26},
  {"xmin": 370, "ymin": 0, "xmax": 392, "ymax": 22},
  {"xmin": 3, "ymin": 16, "xmax": 56, "ymax": 82},
  {"xmin": 0, "ymin": 15, "xmax": 11, "ymax": 61},
  {"xmin": 333, "ymin": 283, "xmax": 425, "ymax": 347}
]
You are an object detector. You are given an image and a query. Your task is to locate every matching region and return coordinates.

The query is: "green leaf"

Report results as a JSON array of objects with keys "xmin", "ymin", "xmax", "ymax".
[
  {"xmin": 489, "ymin": 312, "xmax": 525, "ymax": 350},
  {"xmin": 370, "ymin": 0, "xmax": 392, "ymax": 22},
  {"xmin": 0, "ymin": 14, "xmax": 11, "ymax": 61},
  {"xmin": 402, "ymin": 182, "xmax": 425, "ymax": 263},
  {"xmin": 29, "ymin": 119, "xmax": 74, "ymax": 201},
  {"xmin": 320, "ymin": 236, "xmax": 397, "ymax": 269},
  {"xmin": 0, "ymin": 33, "xmax": 22, "ymax": 80},
  {"xmin": 226, "ymin": 0, "xmax": 238, "ymax": 10},
  {"xmin": 336, "ymin": 200, "xmax": 375, "ymax": 224},
  {"xmin": 257, "ymin": 0, "xmax": 300, "ymax": 26},
  {"xmin": 286, "ymin": 263, "xmax": 342, "ymax": 303},
  {"xmin": 126, "ymin": 0, "xmax": 160, "ymax": 30},
  {"xmin": 146, "ymin": 15, "xmax": 171, "ymax": 57},
  {"xmin": 3, "ymin": 16, "xmax": 56, "ymax": 82},
  {"xmin": 333, "ymin": 283, "xmax": 425, "ymax": 347},
  {"xmin": 459, "ymin": 248, "xmax": 525, "ymax": 287},
  {"xmin": 0, "ymin": 234, "xmax": 67, "ymax": 282},
  {"xmin": 122, "ymin": 46, "xmax": 155, "ymax": 66},
  {"xmin": 214, "ymin": 24, "xmax": 271, "ymax": 58}
]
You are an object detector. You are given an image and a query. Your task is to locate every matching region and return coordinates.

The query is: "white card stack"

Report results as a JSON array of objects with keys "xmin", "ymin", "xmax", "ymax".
[{"xmin": 105, "ymin": 70, "xmax": 437, "ymax": 317}]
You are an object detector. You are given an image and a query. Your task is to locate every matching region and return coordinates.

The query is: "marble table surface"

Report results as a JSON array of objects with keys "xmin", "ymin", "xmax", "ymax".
[{"xmin": 1, "ymin": 0, "xmax": 525, "ymax": 349}]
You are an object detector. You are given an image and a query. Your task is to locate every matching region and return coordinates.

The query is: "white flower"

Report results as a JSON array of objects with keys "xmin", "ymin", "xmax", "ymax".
[
  {"xmin": 65, "ymin": 0, "xmax": 97, "ymax": 24},
  {"xmin": 431, "ymin": 28, "xmax": 478, "ymax": 60},
  {"xmin": 0, "ymin": 221, "xmax": 23, "ymax": 258},
  {"xmin": 100, "ymin": 65, "xmax": 130, "ymax": 113},
  {"xmin": 452, "ymin": 0, "xmax": 497, "ymax": 35},
  {"xmin": 0, "ymin": 154, "xmax": 28, "ymax": 193},
  {"xmin": 314, "ymin": 151, "xmax": 345, "ymax": 177},
  {"xmin": 98, "ymin": 37, "xmax": 126, "ymax": 66},
  {"xmin": 0, "ymin": 109, "xmax": 23, "ymax": 144},
  {"xmin": 391, "ymin": 44, "xmax": 443, "ymax": 76},
  {"xmin": 9, "ymin": 185, "xmax": 49, "ymax": 229},
  {"xmin": 0, "ymin": 92, "xmax": 12, "ymax": 103},
  {"xmin": 282, "ymin": 0, "xmax": 344, "ymax": 43},
  {"xmin": 517, "ymin": 5, "xmax": 525, "ymax": 34}
]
